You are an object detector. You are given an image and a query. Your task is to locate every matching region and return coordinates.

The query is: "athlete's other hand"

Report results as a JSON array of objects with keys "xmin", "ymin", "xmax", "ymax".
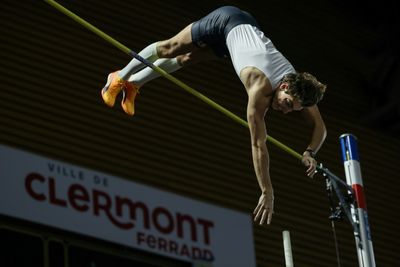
[{"xmin": 253, "ymin": 191, "xmax": 274, "ymax": 225}]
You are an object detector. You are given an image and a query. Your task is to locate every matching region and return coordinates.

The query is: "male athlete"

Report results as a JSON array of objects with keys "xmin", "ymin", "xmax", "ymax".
[{"xmin": 100, "ymin": 6, "xmax": 327, "ymax": 225}]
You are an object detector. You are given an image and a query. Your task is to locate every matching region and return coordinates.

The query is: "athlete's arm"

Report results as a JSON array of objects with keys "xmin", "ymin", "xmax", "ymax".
[
  {"xmin": 247, "ymin": 86, "xmax": 274, "ymax": 225},
  {"xmin": 300, "ymin": 105, "xmax": 327, "ymax": 176},
  {"xmin": 240, "ymin": 67, "xmax": 275, "ymax": 225}
]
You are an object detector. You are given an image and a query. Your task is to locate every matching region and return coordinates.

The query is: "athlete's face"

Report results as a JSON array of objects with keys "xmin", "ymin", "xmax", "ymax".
[{"xmin": 272, "ymin": 83, "xmax": 303, "ymax": 114}]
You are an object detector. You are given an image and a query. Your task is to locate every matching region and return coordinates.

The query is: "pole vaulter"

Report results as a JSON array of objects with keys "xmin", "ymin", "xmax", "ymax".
[
  {"xmin": 45, "ymin": 0, "xmax": 331, "ymax": 229},
  {"xmin": 43, "ymin": 0, "xmax": 302, "ymax": 160},
  {"xmin": 44, "ymin": 1, "xmax": 375, "ymax": 266}
]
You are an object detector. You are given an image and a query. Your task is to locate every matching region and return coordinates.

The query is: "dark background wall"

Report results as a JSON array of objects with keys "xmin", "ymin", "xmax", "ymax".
[{"xmin": 1, "ymin": 0, "xmax": 399, "ymax": 266}]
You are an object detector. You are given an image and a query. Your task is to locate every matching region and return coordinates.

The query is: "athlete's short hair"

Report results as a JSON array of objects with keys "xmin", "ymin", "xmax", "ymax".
[{"xmin": 282, "ymin": 72, "xmax": 327, "ymax": 107}]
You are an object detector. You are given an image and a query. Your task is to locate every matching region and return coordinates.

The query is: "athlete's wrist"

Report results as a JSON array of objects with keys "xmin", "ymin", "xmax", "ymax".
[{"xmin": 303, "ymin": 148, "xmax": 316, "ymax": 158}]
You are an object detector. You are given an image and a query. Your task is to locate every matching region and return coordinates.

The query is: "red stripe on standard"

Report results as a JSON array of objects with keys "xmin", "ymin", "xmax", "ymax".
[{"xmin": 352, "ymin": 184, "xmax": 367, "ymax": 209}]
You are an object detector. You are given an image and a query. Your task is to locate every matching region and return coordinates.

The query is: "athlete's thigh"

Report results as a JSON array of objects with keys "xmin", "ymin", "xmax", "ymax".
[{"xmin": 158, "ymin": 23, "xmax": 198, "ymax": 57}]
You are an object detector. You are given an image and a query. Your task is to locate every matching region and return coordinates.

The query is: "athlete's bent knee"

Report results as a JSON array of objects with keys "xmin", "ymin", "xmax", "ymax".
[{"xmin": 157, "ymin": 41, "xmax": 179, "ymax": 58}]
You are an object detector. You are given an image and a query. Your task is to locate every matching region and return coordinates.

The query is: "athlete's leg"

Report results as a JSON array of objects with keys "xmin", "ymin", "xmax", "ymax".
[
  {"xmin": 120, "ymin": 46, "xmax": 216, "ymax": 116},
  {"xmin": 118, "ymin": 42, "xmax": 159, "ymax": 80},
  {"xmin": 102, "ymin": 23, "xmax": 219, "ymax": 115},
  {"xmin": 102, "ymin": 23, "xmax": 198, "ymax": 108},
  {"xmin": 127, "ymin": 45, "xmax": 216, "ymax": 86},
  {"xmin": 127, "ymin": 58, "xmax": 181, "ymax": 86},
  {"xmin": 119, "ymin": 23, "xmax": 197, "ymax": 80},
  {"xmin": 156, "ymin": 23, "xmax": 199, "ymax": 58}
]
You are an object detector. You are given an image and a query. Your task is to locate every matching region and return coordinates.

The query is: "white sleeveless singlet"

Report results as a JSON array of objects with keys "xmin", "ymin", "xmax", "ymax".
[{"xmin": 226, "ymin": 24, "xmax": 295, "ymax": 90}]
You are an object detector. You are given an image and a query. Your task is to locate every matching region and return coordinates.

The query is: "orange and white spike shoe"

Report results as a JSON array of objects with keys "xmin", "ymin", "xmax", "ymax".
[
  {"xmin": 101, "ymin": 71, "xmax": 124, "ymax": 107},
  {"xmin": 121, "ymin": 82, "xmax": 140, "ymax": 116}
]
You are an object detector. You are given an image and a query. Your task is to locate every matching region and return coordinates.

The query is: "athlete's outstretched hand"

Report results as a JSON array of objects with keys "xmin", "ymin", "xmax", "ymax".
[
  {"xmin": 253, "ymin": 191, "xmax": 274, "ymax": 225},
  {"xmin": 302, "ymin": 154, "xmax": 317, "ymax": 177}
]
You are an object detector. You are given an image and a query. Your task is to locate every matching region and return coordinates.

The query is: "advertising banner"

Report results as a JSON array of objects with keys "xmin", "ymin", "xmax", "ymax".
[{"xmin": 0, "ymin": 145, "xmax": 255, "ymax": 267}]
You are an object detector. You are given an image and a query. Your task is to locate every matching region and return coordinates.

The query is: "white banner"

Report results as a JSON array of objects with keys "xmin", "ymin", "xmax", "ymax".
[{"xmin": 0, "ymin": 145, "xmax": 255, "ymax": 267}]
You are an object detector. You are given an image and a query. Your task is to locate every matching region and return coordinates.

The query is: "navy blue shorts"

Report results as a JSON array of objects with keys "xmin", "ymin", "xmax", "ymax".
[{"xmin": 191, "ymin": 6, "xmax": 260, "ymax": 58}]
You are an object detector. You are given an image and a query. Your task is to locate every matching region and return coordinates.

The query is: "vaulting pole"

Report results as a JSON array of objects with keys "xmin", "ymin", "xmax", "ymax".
[{"xmin": 44, "ymin": 0, "xmax": 303, "ymax": 161}]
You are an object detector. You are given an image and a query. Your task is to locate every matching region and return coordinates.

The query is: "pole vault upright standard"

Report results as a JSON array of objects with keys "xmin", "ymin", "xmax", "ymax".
[
  {"xmin": 43, "ymin": 0, "xmax": 303, "ymax": 162},
  {"xmin": 340, "ymin": 134, "xmax": 376, "ymax": 267}
]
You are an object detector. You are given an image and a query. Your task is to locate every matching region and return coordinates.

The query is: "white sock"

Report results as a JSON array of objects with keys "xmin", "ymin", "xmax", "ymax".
[
  {"xmin": 119, "ymin": 42, "xmax": 159, "ymax": 80},
  {"xmin": 127, "ymin": 58, "xmax": 182, "ymax": 87}
]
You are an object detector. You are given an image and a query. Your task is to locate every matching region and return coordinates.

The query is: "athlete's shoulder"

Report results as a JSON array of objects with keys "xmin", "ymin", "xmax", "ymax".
[{"xmin": 240, "ymin": 67, "xmax": 274, "ymax": 96}]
